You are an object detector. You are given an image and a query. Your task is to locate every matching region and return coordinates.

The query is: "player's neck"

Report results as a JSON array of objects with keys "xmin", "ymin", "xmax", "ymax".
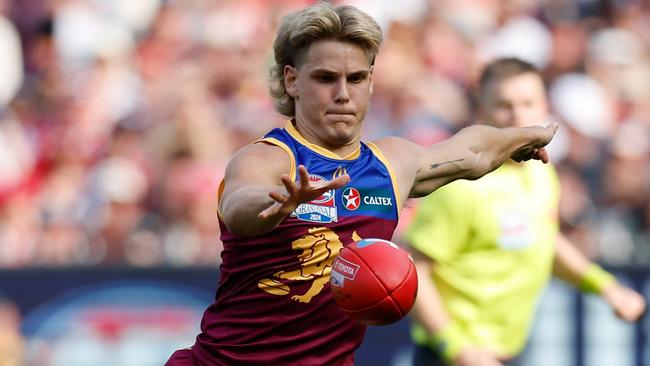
[{"xmin": 289, "ymin": 119, "xmax": 361, "ymax": 159}]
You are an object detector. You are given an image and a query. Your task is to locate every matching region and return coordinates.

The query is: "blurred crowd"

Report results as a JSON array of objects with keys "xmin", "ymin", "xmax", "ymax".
[{"xmin": 0, "ymin": 0, "xmax": 649, "ymax": 269}]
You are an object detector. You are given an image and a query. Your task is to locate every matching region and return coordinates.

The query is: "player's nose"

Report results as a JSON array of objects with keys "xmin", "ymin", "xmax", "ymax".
[{"xmin": 334, "ymin": 79, "xmax": 350, "ymax": 104}]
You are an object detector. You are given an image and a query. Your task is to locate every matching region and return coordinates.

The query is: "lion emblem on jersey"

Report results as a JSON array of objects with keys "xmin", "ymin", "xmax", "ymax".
[{"xmin": 258, "ymin": 227, "xmax": 344, "ymax": 303}]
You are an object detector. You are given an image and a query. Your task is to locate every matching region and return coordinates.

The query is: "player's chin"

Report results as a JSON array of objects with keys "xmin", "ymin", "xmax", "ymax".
[{"xmin": 327, "ymin": 117, "xmax": 360, "ymax": 137}]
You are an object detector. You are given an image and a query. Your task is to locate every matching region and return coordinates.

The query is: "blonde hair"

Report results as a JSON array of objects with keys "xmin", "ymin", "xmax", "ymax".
[{"xmin": 269, "ymin": 2, "xmax": 382, "ymax": 118}]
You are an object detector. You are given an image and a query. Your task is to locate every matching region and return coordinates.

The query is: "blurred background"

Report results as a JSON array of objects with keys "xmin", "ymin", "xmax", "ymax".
[{"xmin": 0, "ymin": 0, "xmax": 650, "ymax": 365}]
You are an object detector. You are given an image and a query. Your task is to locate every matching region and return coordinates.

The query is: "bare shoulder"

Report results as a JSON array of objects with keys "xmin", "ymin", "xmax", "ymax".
[
  {"xmin": 370, "ymin": 136, "xmax": 423, "ymax": 204},
  {"xmin": 371, "ymin": 136, "xmax": 422, "ymax": 172},
  {"xmin": 225, "ymin": 141, "xmax": 292, "ymax": 186}
]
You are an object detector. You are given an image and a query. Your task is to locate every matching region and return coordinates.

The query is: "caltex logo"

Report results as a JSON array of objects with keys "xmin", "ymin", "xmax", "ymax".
[{"xmin": 342, "ymin": 187, "xmax": 361, "ymax": 210}]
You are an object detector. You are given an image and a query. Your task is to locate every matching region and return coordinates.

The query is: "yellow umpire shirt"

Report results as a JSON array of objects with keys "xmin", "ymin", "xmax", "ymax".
[{"xmin": 406, "ymin": 162, "xmax": 560, "ymax": 356}]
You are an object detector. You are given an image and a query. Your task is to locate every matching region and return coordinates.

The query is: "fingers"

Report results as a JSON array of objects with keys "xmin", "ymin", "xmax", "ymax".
[
  {"xmin": 545, "ymin": 121, "xmax": 559, "ymax": 134},
  {"xmin": 538, "ymin": 122, "xmax": 559, "ymax": 145},
  {"xmin": 327, "ymin": 174, "xmax": 351, "ymax": 189},
  {"xmin": 297, "ymin": 164, "xmax": 351, "ymax": 191},
  {"xmin": 280, "ymin": 174, "xmax": 298, "ymax": 196},
  {"xmin": 260, "ymin": 190, "xmax": 294, "ymax": 218},
  {"xmin": 297, "ymin": 165, "xmax": 310, "ymax": 188},
  {"xmin": 526, "ymin": 122, "xmax": 559, "ymax": 148},
  {"xmin": 535, "ymin": 147, "xmax": 549, "ymax": 163},
  {"xmin": 512, "ymin": 146, "xmax": 532, "ymax": 162},
  {"xmin": 260, "ymin": 165, "xmax": 351, "ymax": 221},
  {"xmin": 268, "ymin": 190, "xmax": 288, "ymax": 203},
  {"xmin": 512, "ymin": 146, "xmax": 550, "ymax": 163},
  {"xmin": 259, "ymin": 202, "xmax": 280, "ymax": 219}
]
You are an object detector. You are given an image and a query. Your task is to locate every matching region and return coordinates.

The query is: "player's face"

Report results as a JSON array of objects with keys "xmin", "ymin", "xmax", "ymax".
[
  {"xmin": 481, "ymin": 72, "xmax": 548, "ymax": 128},
  {"xmin": 285, "ymin": 40, "xmax": 373, "ymax": 149}
]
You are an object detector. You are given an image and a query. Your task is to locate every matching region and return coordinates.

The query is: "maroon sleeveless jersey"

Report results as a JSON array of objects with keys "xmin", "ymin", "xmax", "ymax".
[{"xmin": 188, "ymin": 124, "xmax": 400, "ymax": 365}]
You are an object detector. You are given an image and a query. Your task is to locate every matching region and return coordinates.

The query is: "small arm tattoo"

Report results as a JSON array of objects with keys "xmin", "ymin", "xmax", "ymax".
[{"xmin": 430, "ymin": 158, "xmax": 465, "ymax": 170}]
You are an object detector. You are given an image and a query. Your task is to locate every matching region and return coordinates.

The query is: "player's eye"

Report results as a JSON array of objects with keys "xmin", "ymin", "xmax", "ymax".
[
  {"xmin": 348, "ymin": 73, "xmax": 367, "ymax": 84},
  {"xmin": 348, "ymin": 75, "xmax": 363, "ymax": 83},
  {"xmin": 316, "ymin": 74, "xmax": 335, "ymax": 83}
]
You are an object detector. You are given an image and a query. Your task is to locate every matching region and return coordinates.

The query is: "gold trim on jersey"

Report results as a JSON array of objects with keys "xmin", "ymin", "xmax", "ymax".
[
  {"xmin": 216, "ymin": 179, "xmax": 226, "ymax": 221},
  {"xmin": 216, "ymin": 137, "xmax": 297, "ymax": 220},
  {"xmin": 366, "ymin": 142, "xmax": 402, "ymax": 213},
  {"xmin": 286, "ymin": 122, "xmax": 361, "ymax": 160}
]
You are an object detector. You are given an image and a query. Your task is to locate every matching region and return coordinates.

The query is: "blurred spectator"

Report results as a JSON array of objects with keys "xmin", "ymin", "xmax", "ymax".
[
  {"xmin": 85, "ymin": 155, "xmax": 153, "ymax": 266},
  {"xmin": 596, "ymin": 121, "xmax": 650, "ymax": 265},
  {"xmin": 0, "ymin": 0, "xmax": 23, "ymax": 107}
]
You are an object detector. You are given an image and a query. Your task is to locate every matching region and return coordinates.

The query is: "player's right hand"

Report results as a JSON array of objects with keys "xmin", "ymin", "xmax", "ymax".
[
  {"xmin": 453, "ymin": 347, "xmax": 504, "ymax": 366},
  {"xmin": 259, "ymin": 165, "xmax": 350, "ymax": 219}
]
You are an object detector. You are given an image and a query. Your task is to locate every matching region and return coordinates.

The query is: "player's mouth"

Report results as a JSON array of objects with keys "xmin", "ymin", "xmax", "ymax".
[{"xmin": 326, "ymin": 111, "xmax": 356, "ymax": 120}]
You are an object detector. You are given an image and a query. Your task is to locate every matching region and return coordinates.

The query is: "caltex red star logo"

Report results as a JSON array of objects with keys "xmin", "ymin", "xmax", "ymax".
[{"xmin": 342, "ymin": 188, "xmax": 361, "ymax": 210}]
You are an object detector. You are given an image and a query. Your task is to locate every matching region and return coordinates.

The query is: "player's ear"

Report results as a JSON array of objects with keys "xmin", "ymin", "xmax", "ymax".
[{"xmin": 284, "ymin": 65, "xmax": 298, "ymax": 98}]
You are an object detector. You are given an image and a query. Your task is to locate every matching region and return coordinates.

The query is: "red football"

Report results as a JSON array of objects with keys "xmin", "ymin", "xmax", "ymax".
[{"xmin": 329, "ymin": 238, "xmax": 418, "ymax": 325}]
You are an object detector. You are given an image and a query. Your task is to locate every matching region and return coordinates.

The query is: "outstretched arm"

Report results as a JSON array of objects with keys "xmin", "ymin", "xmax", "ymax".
[
  {"xmin": 553, "ymin": 234, "xmax": 646, "ymax": 322},
  {"xmin": 219, "ymin": 143, "xmax": 349, "ymax": 237},
  {"xmin": 373, "ymin": 123, "xmax": 558, "ymax": 200},
  {"xmin": 411, "ymin": 123, "xmax": 558, "ymax": 197}
]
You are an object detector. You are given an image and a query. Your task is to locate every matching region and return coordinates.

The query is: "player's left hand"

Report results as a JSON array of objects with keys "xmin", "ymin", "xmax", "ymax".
[
  {"xmin": 510, "ymin": 123, "xmax": 558, "ymax": 163},
  {"xmin": 602, "ymin": 283, "xmax": 647, "ymax": 322}
]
